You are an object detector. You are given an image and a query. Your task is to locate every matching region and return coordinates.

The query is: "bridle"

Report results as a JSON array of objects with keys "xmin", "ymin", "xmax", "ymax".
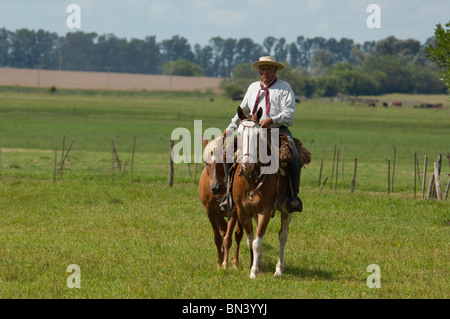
[{"xmin": 236, "ymin": 118, "xmax": 260, "ymax": 166}]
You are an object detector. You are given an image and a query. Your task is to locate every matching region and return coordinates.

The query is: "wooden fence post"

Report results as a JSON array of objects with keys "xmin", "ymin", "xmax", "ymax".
[
  {"xmin": 318, "ymin": 158, "xmax": 323, "ymax": 187},
  {"xmin": 320, "ymin": 177, "xmax": 328, "ymax": 192},
  {"xmin": 444, "ymin": 178, "xmax": 449, "ymax": 200},
  {"xmin": 58, "ymin": 138, "xmax": 74, "ymax": 177},
  {"xmin": 169, "ymin": 139, "xmax": 174, "ymax": 187},
  {"xmin": 335, "ymin": 149, "xmax": 340, "ymax": 192},
  {"xmin": 427, "ymin": 174, "xmax": 435, "ymax": 199},
  {"xmin": 387, "ymin": 158, "xmax": 391, "ymax": 194},
  {"xmin": 434, "ymin": 162, "xmax": 442, "ymax": 200},
  {"xmin": 330, "ymin": 145, "xmax": 336, "ymax": 189},
  {"xmin": 422, "ymin": 155, "xmax": 427, "ymax": 199},
  {"xmin": 392, "ymin": 146, "xmax": 396, "ymax": 192},
  {"xmin": 414, "ymin": 152, "xmax": 417, "ymax": 198},
  {"xmin": 60, "ymin": 135, "xmax": 65, "ymax": 178},
  {"xmin": 351, "ymin": 158, "xmax": 357, "ymax": 193},
  {"xmin": 111, "ymin": 140, "xmax": 115, "ymax": 181}
]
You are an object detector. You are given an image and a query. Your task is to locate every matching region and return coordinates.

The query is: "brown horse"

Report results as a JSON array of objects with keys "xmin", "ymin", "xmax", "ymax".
[
  {"xmin": 199, "ymin": 135, "xmax": 243, "ymax": 269},
  {"xmin": 232, "ymin": 107, "xmax": 293, "ymax": 278}
]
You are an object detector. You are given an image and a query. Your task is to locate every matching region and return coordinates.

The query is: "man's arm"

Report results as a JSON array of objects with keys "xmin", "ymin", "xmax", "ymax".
[{"xmin": 270, "ymin": 85, "xmax": 295, "ymax": 127}]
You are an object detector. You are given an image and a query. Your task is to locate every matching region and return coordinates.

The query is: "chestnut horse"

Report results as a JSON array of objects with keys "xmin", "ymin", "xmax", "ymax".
[
  {"xmin": 199, "ymin": 135, "xmax": 243, "ymax": 269},
  {"xmin": 233, "ymin": 107, "xmax": 292, "ymax": 278}
]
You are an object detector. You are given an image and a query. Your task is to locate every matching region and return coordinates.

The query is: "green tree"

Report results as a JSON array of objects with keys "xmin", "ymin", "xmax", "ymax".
[
  {"xmin": 60, "ymin": 31, "xmax": 98, "ymax": 71},
  {"xmin": 363, "ymin": 55, "xmax": 412, "ymax": 93},
  {"xmin": 162, "ymin": 59, "xmax": 203, "ymax": 76},
  {"xmin": 329, "ymin": 62, "xmax": 379, "ymax": 95},
  {"xmin": 310, "ymin": 49, "xmax": 334, "ymax": 77},
  {"xmin": 232, "ymin": 63, "xmax": 257, "ymax": 79},
  {"xmin": 194, "ymin": 44, "xmax": 214, "ymax": 77},
  {"xmin": 425, "ymin": 21, "xmax": 450, "ymax": 93},
  {"xmin": 0, "ymin": 28, "xmax": 11, "ymax": 67}
]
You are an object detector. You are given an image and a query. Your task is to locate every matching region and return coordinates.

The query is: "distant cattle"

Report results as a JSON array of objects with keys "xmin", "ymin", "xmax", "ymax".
[
  {"xmin": 368, "ymin": 101, "xmax": 376, "ymax": 107},
  {"xmin": 414, "ymin": 103, "xmax": 443, "ymax": 109},
  {"xmin": 382, "ymin": 102, "xmax": 388, "ymax": 107},
  {"xmin": 389, "ymin": 101, "xmax": 402, "ymax": 107}
]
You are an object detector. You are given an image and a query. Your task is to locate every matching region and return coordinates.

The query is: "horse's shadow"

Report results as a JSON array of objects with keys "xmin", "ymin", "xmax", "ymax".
[
  {"xmin": 282, "ymin": 265, "xmax": 337, "ymax": 281},
  {"xmin": 251, "ymin": 243, "xmax": 338, "ymax": 280}
]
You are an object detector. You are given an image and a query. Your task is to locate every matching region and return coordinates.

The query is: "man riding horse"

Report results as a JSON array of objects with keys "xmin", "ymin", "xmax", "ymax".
[{"xmin": 221, "ymin": 56, "xmax": 303, "ymax": 214}]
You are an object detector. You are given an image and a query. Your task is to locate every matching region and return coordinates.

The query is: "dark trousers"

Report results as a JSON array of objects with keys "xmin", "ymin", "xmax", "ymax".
[{"xmin": 279, "ymin": 126, "xmax": 301, "ymax": 195}]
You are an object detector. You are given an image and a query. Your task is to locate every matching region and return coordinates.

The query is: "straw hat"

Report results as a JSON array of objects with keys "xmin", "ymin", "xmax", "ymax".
[{"xmin": 251, "ymin": 56, "xmax": 284, "ymax": 70}]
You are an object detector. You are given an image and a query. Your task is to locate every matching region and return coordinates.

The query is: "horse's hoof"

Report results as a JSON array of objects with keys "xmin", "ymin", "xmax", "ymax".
[{"xmin": 274, "ymin": 270, "xmax": 283, "ymax": 277}]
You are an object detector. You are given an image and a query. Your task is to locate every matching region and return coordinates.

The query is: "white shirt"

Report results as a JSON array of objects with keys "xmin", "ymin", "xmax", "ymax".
[{"xmin": 227, "ymin": 78, "xmax": 296, "ymax": 130}]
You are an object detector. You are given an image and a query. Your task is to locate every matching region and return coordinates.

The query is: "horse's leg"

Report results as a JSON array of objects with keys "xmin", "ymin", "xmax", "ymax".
[
  {"xmin": 238, "ymin": 214, "xmax": 254, "ymax": 272},
  {"xmin": 232, "ymin": 219, "xmax": 244, "ymax": 268},
  {"xmin": 274, "ymin": 211, "xmax": 292, "ymax": 277},
  {"xmin": 246, "ymin": 231, "xmax": 254, "ymax": 271},
  {"xmin": 222, "ymin": 212, "xmax": 237, "ymax": 270},
  {"xmin": 250, "ymin": 212, "xmax": 271, "ymax": 279},
  {"xmin": 219, "ymin": 216, "xmax": 227, "ymax": 238},
  {"xmin": 207, "ymin": 210, "xmax": 224, "ymax": 269}
]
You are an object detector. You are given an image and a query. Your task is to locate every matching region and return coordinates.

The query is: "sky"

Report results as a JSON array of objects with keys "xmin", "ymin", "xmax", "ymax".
[{"xmin": 1, "ymin": 0, "xmax": 449, "ymax": 46}]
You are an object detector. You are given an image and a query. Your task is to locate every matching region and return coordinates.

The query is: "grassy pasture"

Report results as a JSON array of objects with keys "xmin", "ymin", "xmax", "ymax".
[{"xmin": 0, "ymin": 88, "xmax": 448, "ymax": 298}]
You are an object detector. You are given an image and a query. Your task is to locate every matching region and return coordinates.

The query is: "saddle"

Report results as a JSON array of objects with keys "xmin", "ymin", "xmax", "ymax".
[{"xmin": 279, "ymin": 132, "xmax": 311, "ymax": 170}]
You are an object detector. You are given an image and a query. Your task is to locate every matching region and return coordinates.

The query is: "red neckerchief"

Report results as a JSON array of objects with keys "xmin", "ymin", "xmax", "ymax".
[{"xmin": 252, "ymin": 77, "xmax": 278, "ymax": 116}]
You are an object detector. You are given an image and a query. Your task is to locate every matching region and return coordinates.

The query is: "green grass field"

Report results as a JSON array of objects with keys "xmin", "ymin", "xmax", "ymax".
[{"xmin": 0, "ymin": 88, "xmax": 448, "ymax": 298}]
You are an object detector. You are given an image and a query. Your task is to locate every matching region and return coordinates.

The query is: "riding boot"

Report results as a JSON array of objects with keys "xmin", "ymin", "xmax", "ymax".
[
  {"xmin": 281, "ymin": 128, "xmax": 303, "ymax": 213},
  {"xmin": 287, "ymin": 159, "xmax": 303, "ymax": 213}
]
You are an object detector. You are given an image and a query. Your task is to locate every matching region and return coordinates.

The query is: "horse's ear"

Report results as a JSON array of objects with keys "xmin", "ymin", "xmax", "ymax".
[
  {"xmin": 256, "ymin": 107, "xmax": 263, "ymax": 121},
  {"xmin": 237, "ymin": 106, "xmax": 245, "ymax": 120},
  {"xmin": 202, "ymin": 135, "xmax": 208, "ymax": 146}
]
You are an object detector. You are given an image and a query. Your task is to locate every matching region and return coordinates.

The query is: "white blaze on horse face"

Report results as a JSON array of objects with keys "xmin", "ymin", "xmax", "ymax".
[
  {"xmin": 237, "ymin": 121, "xmax": 259, "ymax": 171},
  {"xmin": 203, "ymin": 136, "xmax": 223, "ymax": 165},
  {"xmin": 202, "ymin": 137, "xmax": 225, "ymax": 194}
]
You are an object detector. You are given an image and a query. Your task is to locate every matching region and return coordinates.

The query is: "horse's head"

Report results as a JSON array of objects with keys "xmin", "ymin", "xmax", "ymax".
[
  {"xmin": 202, "ymin": 135, "xmax": 226, "ymax": 195},
  {"xmin": 237, "ymin": 106, "xmax": 263, "ymax": 173}
]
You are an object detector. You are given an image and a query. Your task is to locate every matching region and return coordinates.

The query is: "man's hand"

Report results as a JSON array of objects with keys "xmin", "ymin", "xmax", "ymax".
[{"xmin": 260, "ymin": 118, "xmax": 273, "ymax": 128}]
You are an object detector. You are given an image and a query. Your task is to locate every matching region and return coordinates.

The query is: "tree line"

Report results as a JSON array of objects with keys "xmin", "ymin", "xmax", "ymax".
[{"xmin": 0, "ymin": 27, "xmax": 446, "ymax": 96}]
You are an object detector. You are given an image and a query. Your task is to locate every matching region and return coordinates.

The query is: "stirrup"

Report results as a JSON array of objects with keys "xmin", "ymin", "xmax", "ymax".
[
  {"xmin": 219, "ymin": 194, "xmax": 233, "ymax": 212},
  {"xmin": 219, "ymin": 194, "xmax": 228, "ymax": 211},
  {"xmin": 287, "ymin": 195, "xmax": 303, "ymax": 213}
]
